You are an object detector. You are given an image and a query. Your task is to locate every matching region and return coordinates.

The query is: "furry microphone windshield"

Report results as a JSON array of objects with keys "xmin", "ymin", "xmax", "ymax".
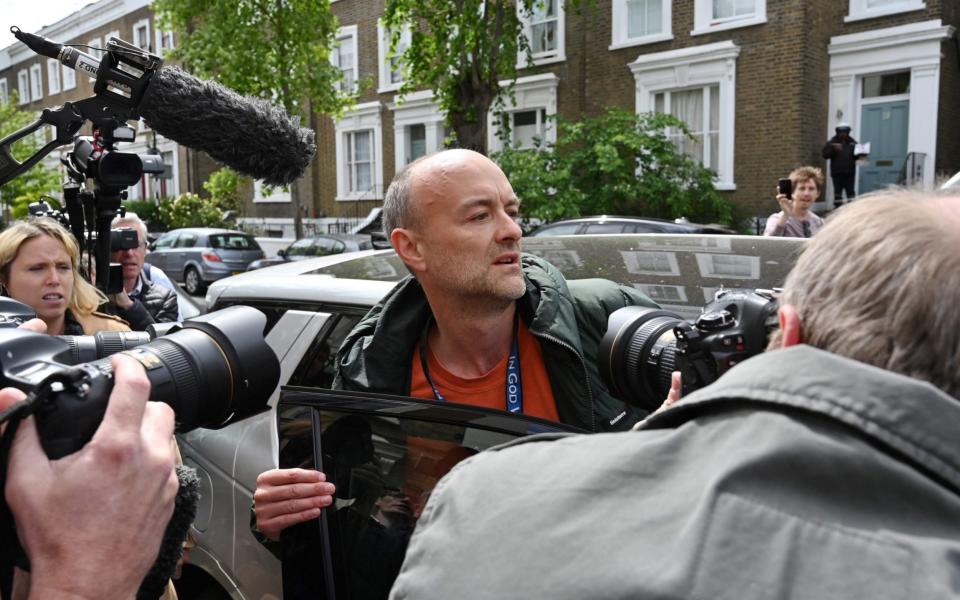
[{"xmin": 139, "ymin": 67, "xmax": 317, "ymax": 186}]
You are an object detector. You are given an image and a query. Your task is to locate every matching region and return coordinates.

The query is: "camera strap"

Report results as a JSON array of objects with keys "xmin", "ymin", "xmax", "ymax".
[{"xmin": 418, "ymin": 313, "xmax": 524, "ymax": 414}]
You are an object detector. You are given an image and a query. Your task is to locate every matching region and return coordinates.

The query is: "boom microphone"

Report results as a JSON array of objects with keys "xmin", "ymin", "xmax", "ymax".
[
  {"xmin": 139, "ymin": 67, "xmax": 316, "ymax": 186},
  {"xmin": 11, "ymin": 27, "xmax": 316, "ymax": 186}
]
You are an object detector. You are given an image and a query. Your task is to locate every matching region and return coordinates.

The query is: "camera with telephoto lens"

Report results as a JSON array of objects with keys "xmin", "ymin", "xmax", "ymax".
[
  {"xmin": 0, "ymin": 298, "xmax": 280, "ymax": 459},
  {"xmin": 599, "ymin": 289, "xmax": 779, "ymax": 412}
]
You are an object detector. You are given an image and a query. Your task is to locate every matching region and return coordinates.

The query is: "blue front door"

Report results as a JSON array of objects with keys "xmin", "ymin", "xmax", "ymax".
[{"xmin": 858, "ymin": 100, "xmax": 909, "ymax": 194}]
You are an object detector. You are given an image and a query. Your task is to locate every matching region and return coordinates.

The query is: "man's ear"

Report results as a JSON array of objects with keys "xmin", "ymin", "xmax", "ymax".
[
  {"xmin": 391, "ymin": 228, "xmax": 425, "ymax": 273},
  {"xmin": 777, "ymin": 303, "xmax": 803, "ymax": 348}
]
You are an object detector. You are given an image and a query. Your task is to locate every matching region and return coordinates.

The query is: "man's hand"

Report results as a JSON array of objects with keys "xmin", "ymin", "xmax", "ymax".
[
  {"xmin": 18, "ymin": 319, "xmax": 47, "ymax": 333},
  {"xmin": 776, "ymin": 192, "xmax": 795, "ymax": 218},
  {"xmin": 254, "ymin": 468, "xmax": 336, "ymax": 542},
  {"xmin": 109, "ymin": 291, "xmax": 134, "ymax": 310},
  {"xmin": 3, "ymin": 354, "xmax": 179, "ymax": 600}
]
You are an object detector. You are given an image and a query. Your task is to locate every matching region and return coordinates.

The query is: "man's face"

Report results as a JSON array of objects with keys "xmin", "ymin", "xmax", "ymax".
[
  {"xmin": 407, "ymin": 152, "xmax": 526, "ymax": 304},
  {"xmin": 111, "ymin": 224, "xmax": 146, "ymax": 283}
]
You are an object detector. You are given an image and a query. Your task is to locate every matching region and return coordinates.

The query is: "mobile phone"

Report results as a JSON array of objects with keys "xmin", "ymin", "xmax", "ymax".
[{"xmin": 777, "ymin": 178, "xmax": 793, "ymax": 199}]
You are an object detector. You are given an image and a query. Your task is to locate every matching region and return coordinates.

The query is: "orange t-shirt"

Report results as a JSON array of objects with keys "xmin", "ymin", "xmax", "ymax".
[{"xmin": 409, "ymin": 322, "xmax": 560, "ymax": 422}]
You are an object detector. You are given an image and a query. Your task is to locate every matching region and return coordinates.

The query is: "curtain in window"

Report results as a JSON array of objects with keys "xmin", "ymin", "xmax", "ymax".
[{"xmin": 531, "ymin": 0, "xmax": 558, "ymax": 55}]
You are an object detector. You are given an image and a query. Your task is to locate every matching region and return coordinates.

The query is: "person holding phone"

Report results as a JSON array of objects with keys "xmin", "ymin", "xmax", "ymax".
[{"xmin": 763, "ymin": 166, "xmax": 825, "ymax": 238}]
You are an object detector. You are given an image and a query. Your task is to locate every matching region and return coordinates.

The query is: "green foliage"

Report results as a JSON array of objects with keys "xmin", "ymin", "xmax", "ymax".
[
  {"xmin": 157, "ymin": 193, "xmax": 223, "ymax": 229},
  {"xmin": 123, "ymin": 200, "xmax": 160, "ymax": 227},
  {"xmin": 202, "ymin": 167, "xmax": 251, "ymax": 213},
  {"xmin": 493, "ymin": 108, "xmax": 735, "ymax": 226},
  {"xmin": 384, "ymin": 0, "xmax": 576, "ymax": 152},
  {"xmin": 154, "ymin": 0, "xmax": 349, "ymax": 118},
  {"xmin": 0, "ymin": 92, "xmax": 63, "ymax": 217}
]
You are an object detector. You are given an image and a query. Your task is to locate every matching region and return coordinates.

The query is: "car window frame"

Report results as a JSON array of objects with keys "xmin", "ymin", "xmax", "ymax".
[{"xmin": 276, "ymin": 386, "xmax": 583, "ymax": 599}]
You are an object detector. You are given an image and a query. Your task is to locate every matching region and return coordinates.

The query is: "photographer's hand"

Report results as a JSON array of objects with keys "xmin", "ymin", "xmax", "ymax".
[
  {"xmin": 109, "ymin": 290, "xmax": 134, "ymax": 310},
  {"xmin": 254, "ymin": 468, "xmax": 336, "ymax": 542},
  {"xmin": 2, "ymin": 354, "xmax": 179, "ymax": 600},
  {"xmin": 18, "ymin": 319, "xmax": 47, "ymax": 333}
]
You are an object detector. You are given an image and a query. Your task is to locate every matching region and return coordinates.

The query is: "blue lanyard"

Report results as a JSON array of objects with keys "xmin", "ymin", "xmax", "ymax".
[{"xmin": 418, "ymin": 315, "xmax": 524, "ymax": 413}]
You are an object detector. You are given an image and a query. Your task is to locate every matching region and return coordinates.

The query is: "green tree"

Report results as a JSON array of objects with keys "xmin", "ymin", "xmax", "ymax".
[
  {"xmin": 0, "ymin": 92, "xmax": 63, "ymax": 219},
  {"xmin": 203, "ymin": 167, "xmax": 251, "ymax": 214},
  {"xmin": 157, "ymin": 192, "xmax": 224, "ymax": 228},
  {"xmin": 383, "ymin": 0, "xmax": 575, "ymax": 153},
  {"xmin": 494, "ymin": 108, "xmax": 734, "ymax": 226},
  {"xmin": 154, "ymin": 0, "xmax": 351, "ymax": 236}
]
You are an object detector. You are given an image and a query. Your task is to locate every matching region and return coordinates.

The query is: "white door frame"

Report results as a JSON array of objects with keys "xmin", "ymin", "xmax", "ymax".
[{"xmin": 827, "ymin": 19, "xmax": 954, "ymax": 196}]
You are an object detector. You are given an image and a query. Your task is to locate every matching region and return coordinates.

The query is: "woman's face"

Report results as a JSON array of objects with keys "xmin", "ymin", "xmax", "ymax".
[{"xmin": 4, "ymin": 235, "xmax": 74, "ymax": 325}]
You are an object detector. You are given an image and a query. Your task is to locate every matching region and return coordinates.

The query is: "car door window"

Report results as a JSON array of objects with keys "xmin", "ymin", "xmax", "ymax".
[
  {"xmin": 291, "ymin": 314, "xmax": 363, "ymax": 389},
  {"xmin": 530, "ymin": 223, "xmax": 580, "ymax": 236},
  {"xmin": 583, "ymin": 223, "xmax": 627, "ymax": 234},
  {"xmin": 277, "ymin": 393, "xmax": 576, "ymax": 600},
  {"xmin": 175, "ymin": 233, "xmax": 198, "ymax": 248},
  {"xmin": 314, "ymin": 237, "xmax": 343, "ymax": 256},
  {"xmin": 287, "ymin": 238, "xmax": 317, "ymax": 257},
  {"xmin": 627, "ymin": 223, "xmax": 665, "ymax": 233},
  {"xmin": 154, "ymin": 233, "xmax": 177, "ymax": 249}
]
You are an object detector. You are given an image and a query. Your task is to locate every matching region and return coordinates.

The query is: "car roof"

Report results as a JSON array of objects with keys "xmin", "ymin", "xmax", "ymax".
[
  {"xmin": 208, "ymin": 234, "xmax": 804, "ymax": 319},
  {"xmin": 164, "ymin": 228, "xmax": 250, "ymax": 235}
]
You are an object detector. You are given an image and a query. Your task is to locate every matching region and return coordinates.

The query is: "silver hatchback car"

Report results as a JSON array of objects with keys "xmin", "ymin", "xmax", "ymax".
[{"xmin": 146, "ymin": 228, "xmax": 265, "ymax": 295}]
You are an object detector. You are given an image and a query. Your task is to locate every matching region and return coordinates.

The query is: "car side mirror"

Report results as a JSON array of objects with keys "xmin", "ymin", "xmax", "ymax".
[{"xmin": 277, "ymin": 248, "xmax": 286, "ymax": 258}]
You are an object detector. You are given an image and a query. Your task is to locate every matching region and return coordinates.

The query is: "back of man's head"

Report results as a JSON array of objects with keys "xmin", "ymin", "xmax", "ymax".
[{"xmin": 778, "ymin": 190, "xmax": 960, "ymax": 397}]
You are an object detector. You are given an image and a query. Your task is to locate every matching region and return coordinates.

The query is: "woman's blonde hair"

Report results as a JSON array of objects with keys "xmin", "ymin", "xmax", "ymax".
[{"xmin": 0, "ymin": 218, "xmax": 107, "ymax": 316}]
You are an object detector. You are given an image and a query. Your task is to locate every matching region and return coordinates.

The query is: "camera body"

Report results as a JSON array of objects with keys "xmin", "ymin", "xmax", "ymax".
[
  {"xmin": 600, "ymin": 289, "xmax": 779, "ymax": 412},
  {"xmin": 110, "ymin": 227, "xmax": 139, "ymax": 252}
]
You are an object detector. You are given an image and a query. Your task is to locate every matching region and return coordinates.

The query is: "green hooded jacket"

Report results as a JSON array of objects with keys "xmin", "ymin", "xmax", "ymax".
[{"xmin": 332, "ymin": 254, "xmax": 658, "ymax": 431}]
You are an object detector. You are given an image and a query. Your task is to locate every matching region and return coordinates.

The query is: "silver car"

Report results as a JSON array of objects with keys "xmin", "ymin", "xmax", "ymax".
[
  {"xmin": 175, "ymin": 234, "xmax": 804, "ymax": 599},
  {"xmin": 146, "ymin": 228, "xmax": 265, "ymax": 296}
]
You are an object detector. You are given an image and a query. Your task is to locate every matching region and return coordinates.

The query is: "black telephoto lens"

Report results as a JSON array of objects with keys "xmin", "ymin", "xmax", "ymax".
[
  {"xmin": 598, "ymin": 306, "xmax": 687, "ymax": 412},
  {"xmin": 60, "ymin": 330, "xmax": 153, "ymax": 363}
]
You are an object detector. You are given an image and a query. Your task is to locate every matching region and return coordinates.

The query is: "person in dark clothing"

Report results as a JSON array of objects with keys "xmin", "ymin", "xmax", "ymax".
[
  {"xmin": 821, "ymin": 123, "xmax": 860, "ymax": 208},
  {"xmin": 105, "ymin": 215, "xmax": 180, "ymax": 330}
]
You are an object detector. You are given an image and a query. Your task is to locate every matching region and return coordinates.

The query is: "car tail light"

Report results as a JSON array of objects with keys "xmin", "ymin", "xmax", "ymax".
[{"xmin": 202, "ymin": 251, "xmax": 223, "ymax": 263}]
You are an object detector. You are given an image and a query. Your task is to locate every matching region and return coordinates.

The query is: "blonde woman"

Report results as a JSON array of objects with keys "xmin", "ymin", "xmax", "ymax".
[{"xmin": 0, "ymin": 218, "xmax": 129, "ymax": 334}]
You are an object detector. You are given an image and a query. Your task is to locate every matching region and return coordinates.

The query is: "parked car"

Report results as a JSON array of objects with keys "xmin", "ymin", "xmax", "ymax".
[
  {"xmin": 145, "ymin": 228, "xmax": 265, "ymax": 295},
  {"xmin": 246, "ymin": 234, "xmax": 374, "ymax": 271},
  {"xmin": 175, "ymin": 234, "xmax": 804, "ymax": 599},
  {"xmin": 528, "ymin": 215, "xmax": 736, "ymax": 236},
  {"xmin": 940, "ymin": 171, "xmax": 960, "ymax": 190}
]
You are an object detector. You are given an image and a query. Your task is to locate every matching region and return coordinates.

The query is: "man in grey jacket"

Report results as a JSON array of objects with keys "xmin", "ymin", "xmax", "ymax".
[
  {"xmin": 389, "ymin": 189, "xmax": 960, "ymax": 599},
  {"xmin": 107, "ymin": 215, "xmax": 181, "ymax": 329}
]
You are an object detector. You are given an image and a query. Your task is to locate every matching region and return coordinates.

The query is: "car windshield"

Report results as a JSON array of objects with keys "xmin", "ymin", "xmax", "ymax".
[{"xmin": 210, "ymin": 234, "xmax": 260, "ymax": 250}]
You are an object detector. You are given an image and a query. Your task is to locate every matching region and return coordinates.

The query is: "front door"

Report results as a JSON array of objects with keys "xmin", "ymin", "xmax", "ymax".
[{"xmin": 858, "ymin": 99, "xmax": 909, "ymax": 195}]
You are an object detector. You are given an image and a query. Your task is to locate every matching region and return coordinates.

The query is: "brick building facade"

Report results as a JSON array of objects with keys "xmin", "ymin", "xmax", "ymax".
[{"xmin": 2, "ymin": 0, "xmax": 957, "ymax": 234}]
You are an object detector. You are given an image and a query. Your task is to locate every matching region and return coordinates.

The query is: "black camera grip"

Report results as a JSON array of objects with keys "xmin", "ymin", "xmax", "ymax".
[{"xmin": 33, "ymin": 366, "xmax": 113, "ymax": 460}]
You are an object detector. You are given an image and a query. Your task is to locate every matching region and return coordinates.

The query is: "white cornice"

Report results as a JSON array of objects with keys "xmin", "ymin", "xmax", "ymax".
[
  {"xmin": 829, "ymin": 19, "xmax": 954, "ymax": 56},
  {"xmin": 629, "ymin": 40, "xmax": 740, "ymax": 74}
]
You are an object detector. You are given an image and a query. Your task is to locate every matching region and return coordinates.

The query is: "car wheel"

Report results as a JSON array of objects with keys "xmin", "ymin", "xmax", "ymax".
[{"xmin": 184, "ymin": 267, "xmax": 206, "ymax": 296}]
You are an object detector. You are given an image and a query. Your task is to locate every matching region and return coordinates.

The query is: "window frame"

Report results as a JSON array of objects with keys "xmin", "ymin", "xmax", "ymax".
[
  {"xmin": 132, "ymin": 19, "xmax": 151, "ymax": 51},
  {"xmin": 254, "ymin": 180, "xmax": 292, "ymax": 204},
  {"xmin": 87, "ymin": 37, "xmax": 102, "ymax": 58},
  {"xmin": 610, "ymin": 0, "xmax": 673, "ymax": 50},
  {"xmin": 487, "ymin": 73, "xmax": 559, "ymax": 153},
  {"xmin": 388, "ymin": 90, "xmax": 447, "ymax": 170},
  {"xmin": 17, "ymin": 70, "xmax": 29, "ymax": 104},
  {"xmin": 377, "ymin": 21, "xmax": 411, "ymax": 93},
  {"xmin": 518, "ymin": 0, "xmax": 566, "ymax": 67},
  {"xmin": 155, "ymin": 28, "xmax": 174, "ymax": 55},
  {"xmin": 691, "ymin": 0, "xmax": 766, "ymax": 36},
  {"xmin": 332, "ymin": 25, "xmax": 359, "ymax": 93},
  {"xmin": 845, "ymin": 0, "xmax": 926, "ymax": 22},
  {"xmin": 62, "ymin": 63, "xmax": 76, "ymax": 91},
  {"xmin": 629, "ymin": 41, "xmax": 739, "ymax": 190},
  {"xmin": 45, "ymin": 59, "xmax": 61, "ymax": 95},
  {"xmin": 0, "ymin": 78, "xmax": 8, "ymax": 104},
  {"xmin": 335, "ymin": 101, "xmax": 384, "ymax": 201},
  {"xmin": 28, "ymin": 64, "xmax": 43, "ymax": 102},
  {"xmin": 655, "ymin": 84, "xmax": 721, "ymax": 177}
]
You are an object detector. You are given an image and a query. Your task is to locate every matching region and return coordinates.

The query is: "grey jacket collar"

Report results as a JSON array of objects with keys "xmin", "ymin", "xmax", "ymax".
[{"xmin": 643, "ymin": 345, "xmax": 960, "ymax": 492}]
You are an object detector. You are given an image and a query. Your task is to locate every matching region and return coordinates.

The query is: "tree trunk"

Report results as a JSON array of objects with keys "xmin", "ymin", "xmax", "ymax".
[
  {"xmin": 291, "ymin": 179, "xmax": 303, "ymax": 238},
  {"xmin": 452, "ymin": 115, "xmax": 488, "ymax": 155}
]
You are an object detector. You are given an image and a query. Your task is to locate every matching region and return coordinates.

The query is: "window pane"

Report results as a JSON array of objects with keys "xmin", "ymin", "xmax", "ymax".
[
  {"xmin": 867, "ymin": 0, "xmax": 901, "ymax": 6},
  {"xmin": 627, "ymin": 0, "xmax": 662, "ymax": 38},
  {"xmin": 861, "ymin": 71, "xmax": 910, "ymax": 98},
  {"xmin": 714, "ymin": 0, "xmax": 754, "ymax": 19},
  {"xmin": 408, "ymin": 124, "xmax": 426, "ymax": 162},
  {"xmin": 512, "ymin": 109, "xmax": 541, "ymax": 148},
  {"xmin": 531, "ymin": 21, "xmax": 557, "ymax": 54},
  {"xmin": 354, "ymin": 131, "xmax": 371, "ymax": 162}
]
